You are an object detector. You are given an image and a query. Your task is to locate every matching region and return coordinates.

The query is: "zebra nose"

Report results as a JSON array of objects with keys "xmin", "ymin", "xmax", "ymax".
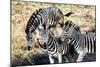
[{"xmin": 43, "ymin": 43, "xmax": 47, "ymax": 49}]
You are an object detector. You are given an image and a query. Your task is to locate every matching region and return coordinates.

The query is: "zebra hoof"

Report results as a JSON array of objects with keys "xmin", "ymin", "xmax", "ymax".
[{"xmin": 77, "ymin": 60, "xmax": 82, "ymax": 63}]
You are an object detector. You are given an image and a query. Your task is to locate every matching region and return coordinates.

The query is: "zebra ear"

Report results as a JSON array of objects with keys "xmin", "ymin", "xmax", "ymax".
[
  {"xmin": 36, "ymin": 10, "xmax": 39, "ymax": 14},
  {"xmin": 65, "ymin": 21, "xmax": 69, "ymax": 26},
  {"xmin": 39, "ymin": 8, "xmax": 43, "ymax": 12},
  {"xmin": 64, "ymin": 12, "xmax": 74, "ymax": 17},
  {"xmin": 65, "ymin": 21, "xmax": 72, "ymax": 27}
]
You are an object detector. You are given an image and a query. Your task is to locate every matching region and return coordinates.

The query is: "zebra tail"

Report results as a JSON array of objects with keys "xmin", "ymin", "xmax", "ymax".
[{"xmin": 64, "ymin": 12, "xmax": 74, "ymax": 17}]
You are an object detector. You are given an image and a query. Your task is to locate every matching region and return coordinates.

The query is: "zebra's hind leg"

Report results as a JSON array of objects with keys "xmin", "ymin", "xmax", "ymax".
[
  {"xmin": 63, "ymin": 55, "xmax": 69, "ymax": 63},
  {"xmin": 63, "ymin": 54, "xmax": 75, "ymax": 63},
  {"xmin": 77, "ymin": 51, "xmax": 86, "ymax": 62},
  {"xmin": 49, "ymin": 55, "xmax": 54, "ymax": 64},
  {"xmin": 67, "ymin": 54, "xmax": 75, "ymax": 63}
]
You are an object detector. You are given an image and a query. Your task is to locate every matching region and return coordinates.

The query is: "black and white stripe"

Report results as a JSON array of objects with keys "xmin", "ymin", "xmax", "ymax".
[
  {"xmin": 38, "ymin": 24, "xmax": 73, "ymax": 63},
  {"xmin": 25, "ymin": 7, "xmax": 64, "ymax": 50},
  {"xmin": 61, "ymin": 21, "xmax": 96, "ymax": 62}
]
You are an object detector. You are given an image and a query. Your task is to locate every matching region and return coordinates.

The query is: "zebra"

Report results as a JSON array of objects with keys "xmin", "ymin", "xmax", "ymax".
[
  {"xmin": 38, "ymin": 23, "xmax": 74, "ymax": 64},
  {"xmin": 61, "ymin": 20, "xmax": 80, "ymax": 41},
  {"xmin": 61, "ymin": 21, "xmax": 96, "ymax": 62},
  {"xmin": 25, "ymin": 7, "xmax": 64, "ymax": 50}
]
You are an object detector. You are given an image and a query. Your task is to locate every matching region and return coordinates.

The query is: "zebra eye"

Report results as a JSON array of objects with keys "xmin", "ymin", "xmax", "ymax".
[
  {"xmin": 65, "ymin": 28, "xmax": 69, "ymax": 31},
  {"xmin": 30, "ymin": 37, "xmax": 33, "ymax": 39}
]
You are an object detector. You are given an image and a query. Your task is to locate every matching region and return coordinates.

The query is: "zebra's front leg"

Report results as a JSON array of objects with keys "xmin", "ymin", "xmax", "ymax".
[
  {"xmin": 58, "ymin": 54, "xmax": 62, "ymax": 63},
  {"xmin": 77, "ymin": 51, "xmax": 86, "ymax": 62},
  {"xmin": 49, "ymin": 55, "xmax": 54, "ymax": 64}
]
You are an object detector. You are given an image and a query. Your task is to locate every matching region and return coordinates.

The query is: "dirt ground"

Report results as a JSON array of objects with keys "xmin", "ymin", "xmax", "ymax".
[{"xmin": 11, "ymin": 1, "xmax": 96, "ymax": 66}]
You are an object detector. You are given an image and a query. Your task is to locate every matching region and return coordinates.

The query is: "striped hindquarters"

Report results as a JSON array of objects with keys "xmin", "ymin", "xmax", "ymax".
[{"xmin": 83, "ymin": 32, "xmax": 96, "ymax": 53}]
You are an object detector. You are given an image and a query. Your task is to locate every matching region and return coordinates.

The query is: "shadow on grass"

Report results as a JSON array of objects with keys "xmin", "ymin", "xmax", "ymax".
[{"xmin": 11, "ymin": 52, "xmax": 96, "ymax": 67}]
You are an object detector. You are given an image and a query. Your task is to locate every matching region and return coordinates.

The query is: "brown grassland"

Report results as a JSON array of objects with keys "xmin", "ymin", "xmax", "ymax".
[{"xmin": 11, "ymin": 1, "xmax": 96, "ymax": 65}]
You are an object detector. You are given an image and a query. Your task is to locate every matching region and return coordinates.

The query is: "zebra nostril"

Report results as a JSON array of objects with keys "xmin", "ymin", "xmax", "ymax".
[
  {"xmin": 37, "ymin": 38, "xmax": 39, "ymax": 40},
  {"xmin": 28, "ymin": 45, "xmax": 32, "ymax": 50}
]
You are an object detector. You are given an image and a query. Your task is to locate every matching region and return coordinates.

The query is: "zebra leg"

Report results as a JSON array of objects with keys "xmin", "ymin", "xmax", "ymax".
[
  {"xmin": 67, "ymin": 54, "xmax": 75, "ymax": 63},
  {"xmin": 58, "ymin": 54, "xmax": 62, "ymax": 63},
  {"xmin": 77, "ymin": 51, "xmax": 86, "ymax": 62},
  {"xmin": 49, "ymin": 55, "xmax": 54, "ymax": 64},
  {"xmin": 63, "ymin": 55, "xmax": 69, "ymax": 63}
]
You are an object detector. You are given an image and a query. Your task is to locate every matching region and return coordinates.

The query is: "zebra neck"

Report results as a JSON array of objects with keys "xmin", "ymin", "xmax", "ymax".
[
  {"xmin": 47, "ymin": 35, "xmax": 57, "ymax": 54},
  {"xmin": 36, "ymin": 12, "xmax": 43, "ymax": 25},
  {"xmin": 70, "ymin": 33, "xmax": 79, "ymax": 49},
  {"xmin": 27, "ymin": 11, "xmax": 43, "ymax": 33}
]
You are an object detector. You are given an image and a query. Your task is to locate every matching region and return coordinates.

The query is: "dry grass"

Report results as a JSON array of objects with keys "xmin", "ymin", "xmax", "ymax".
[{"xmin": 11, "ymin": 1, "xmax": 96, "ymax": 65}]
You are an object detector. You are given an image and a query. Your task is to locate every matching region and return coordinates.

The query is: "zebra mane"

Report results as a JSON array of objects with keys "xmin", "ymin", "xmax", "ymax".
[
  {"xmin": 64, "ymin": 20, "xmax": 80, "ymax": 31},
  {"xmin": 25, "ymin": 9, "xmax": 40, "ymax": 34}
]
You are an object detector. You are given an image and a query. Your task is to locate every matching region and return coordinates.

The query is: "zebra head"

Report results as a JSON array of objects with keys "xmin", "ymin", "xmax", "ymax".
[
  {"xmin": 61, "ymin": 21, "xmax": 81, "ymax": 41},
  {"xmin": 38, "ymin": 24, "xmax": 49, "ymax": 49},
  {"xmin": 25, "ymin": 31, "xmax": 36, "ymax": 50}
]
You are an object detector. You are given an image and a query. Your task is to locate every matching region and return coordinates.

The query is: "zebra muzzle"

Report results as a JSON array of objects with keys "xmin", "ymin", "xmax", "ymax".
[{"xmin": 41, "ymin": 43, "xmax": 47, "ymax": 49}]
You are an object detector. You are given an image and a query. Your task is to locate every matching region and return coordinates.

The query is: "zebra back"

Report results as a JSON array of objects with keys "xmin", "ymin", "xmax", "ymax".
[{"xmin": 25, "ymin": 7, "xmax": 64, "ymax": 34}]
